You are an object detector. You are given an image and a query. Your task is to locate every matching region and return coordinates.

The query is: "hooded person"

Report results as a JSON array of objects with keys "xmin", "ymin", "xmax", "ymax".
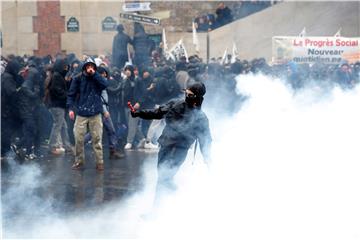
[
  {"xmin": 124, "ymin": 67, "xmax": 158, "ymax": 150},
  {"xmin": 152, "ymin": 65, "xmax": 180, "ymax": 105},
  {"xmin": 112, "ymin": 24, "xmax": 133, "ymax": 69},
  {"xmin": 67, "ymin": 58, "xmax": 109, "ymax": 170},
  {"xmin": 133, "ymin": 22, "xmax": 152, "ymax": 67},
  {"xmin": 130, "ymin": 82, "xmax": 212, "ymax": 199},
  {"xmin": 15, "ymin": 59, "xmax": 43, "ymax": 160},
  {"xmin": 47, "ymin": 58, "xmax": 74, "ymax": 155},
  {"xmin": 1, "ymin": 59, "xmax": 24, "ymax": 157},
  {"xmin": 83, "ymin": 66, "xmax": 125, "ymax": 159}
]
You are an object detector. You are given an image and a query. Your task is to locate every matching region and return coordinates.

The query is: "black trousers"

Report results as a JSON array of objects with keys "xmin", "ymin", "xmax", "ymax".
[
  {"xmin": 156, "ymin": 145, "xmax": 189, "ymax": 191},
  {"xmin": 1, "ymin": 117, "xmax": 20, "ymax": 156}
]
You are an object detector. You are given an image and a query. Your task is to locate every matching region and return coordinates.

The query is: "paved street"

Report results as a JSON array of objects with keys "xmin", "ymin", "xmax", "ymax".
[{"xmin": 1, "ymin": 146, "xmax": 159, "ymax": 237}]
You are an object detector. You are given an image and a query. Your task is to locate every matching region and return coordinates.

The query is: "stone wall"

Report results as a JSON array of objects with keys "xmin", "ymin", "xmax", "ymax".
[
  {"xmin": 1, "ymin": 1, "xmax": 38, "ymax": 56},
  {"xmin": 4, "ymin": 1, "xmax": 358, "ymax": 61},
  {"xmin": 208, "ymin": 1, "xmax": 360, "ymax": 62},
  {"xmin": 1, "ymin": 0, "xmax": 224, "ymax": 57}
]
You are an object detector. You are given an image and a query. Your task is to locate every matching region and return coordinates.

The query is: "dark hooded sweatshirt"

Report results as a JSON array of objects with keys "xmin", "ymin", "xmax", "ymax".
[
  {"xmin": 48, "ymin": 59, "xmax": 68, "ymax": 109},
  {"xmin": 136, "ymin": 99, "xmax": 212, "ymax": 159},
  {"xmin": 67, "ymin": 60, "xmax": 108, "ymax": 117},
  {"xmin": 1, "ymin": 60, "xmax": 23, "ymax": 118},
  {"xmin": 18, "ymin": 62, "xmax": 42, "ymax": 116}
]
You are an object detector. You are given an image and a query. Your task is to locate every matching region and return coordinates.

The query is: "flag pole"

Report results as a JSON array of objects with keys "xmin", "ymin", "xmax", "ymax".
[{"xmin": 206, "ymin": 32, "xmax": 210, "ymax": 64}]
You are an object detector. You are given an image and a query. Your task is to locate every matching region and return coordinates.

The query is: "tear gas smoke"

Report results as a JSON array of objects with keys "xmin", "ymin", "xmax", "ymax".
[{"xmin": 2, "ymin": 73, "xmax": 360, "ymax": 240}]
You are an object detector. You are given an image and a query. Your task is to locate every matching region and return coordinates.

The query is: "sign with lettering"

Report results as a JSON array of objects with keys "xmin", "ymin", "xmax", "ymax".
[
  {"xmin": 119, "ymin": 13, "xmax": 160, "ymax": 25},
  {"xmin": 102, "ymin": 16, "xmax": 117, "ymax": 31},
  {"xmin": 122, "ymin": 2, "xmax": 151, "ymax": 12},
  {"xmin": 273, "ymin": 36, "xmax": 360, "ymax": 64},
  {"xmin": 67, "ymin": 17, "xmax": 79, "ymax": 32}
]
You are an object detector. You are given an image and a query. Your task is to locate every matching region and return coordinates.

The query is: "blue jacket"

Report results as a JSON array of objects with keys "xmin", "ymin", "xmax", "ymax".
[{"xmin": 67, "ymin": 71, "xmax": 108, "ymax": 117}]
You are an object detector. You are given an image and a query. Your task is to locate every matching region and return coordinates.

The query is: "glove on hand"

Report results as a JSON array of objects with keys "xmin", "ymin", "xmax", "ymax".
[{"xmin": 131, "ymin": 111, "xmax": 140, "ymax": 118}]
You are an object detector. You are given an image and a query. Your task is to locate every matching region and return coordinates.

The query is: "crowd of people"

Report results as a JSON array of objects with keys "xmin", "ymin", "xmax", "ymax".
[
  {"xmin": 194, "ymin": 2, "xmax": 233, "ymax": 32},
  {"xmin": 194, "ymin": 1, "xmax": 276, "ymax": 32},
  {"xmin": 1, "ymin": 22, "xmax": 360, "ymax": 168}
]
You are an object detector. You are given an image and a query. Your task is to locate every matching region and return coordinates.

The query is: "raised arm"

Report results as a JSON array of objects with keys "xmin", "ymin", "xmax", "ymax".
[
  {"xmin": 93, "ymin": 72, "xmax": 108, "ymax": 90},
  {"xmin": 67, "ymin": 76, "xmax": 80, "ymax": 112},
  {"xmin": 131, "ymin": 101, "xmax": 174, "ymax": 120}
]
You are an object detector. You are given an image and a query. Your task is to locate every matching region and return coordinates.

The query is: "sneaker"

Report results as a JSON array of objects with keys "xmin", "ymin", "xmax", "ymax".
[
  {"xmin": 96, "ymin": 163, "xmax": 104, "ymax": 171},
  {"xmin": 144, "ymin": 142, "xmax": 158, "ymax": 150},
  {"xmin": 72, "ymin": 162, "xmax": 84, "ymax": 170},
  {"xmin": 137, "ymin": 138, "xmax": 146, "ymax": 149},
  {"xmin": 11, "ymin": 145, "xmax": 26, "ymax": 160},
  {"xmin": 58, "ymin": 147, "xmax": 66, "ymax": 153},
  {"xmin": 25, "ymin": 153, "xmax": 37, "ymax": 161},
  {"xmin": 10, "ymin": 144, "xmax": 18, "ymax": 154},
  {"xmin": 124, "ymin": 143, "xmax": 132, "ymax": 150},
  {"xmin": 51, "ymin": 148, "xmax": 64, "ymax": 155}
]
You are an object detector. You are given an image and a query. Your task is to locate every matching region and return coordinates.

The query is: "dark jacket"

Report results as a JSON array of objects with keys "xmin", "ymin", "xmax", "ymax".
[
  {"xmin": 67, "ymin": 61, "xmax": 108, "ymax": 117},
  {"xmin": 153, "ymin": 66, "xmax": 181, "ymax": 104},
  {"xmin": 121, "ymin": 67, "xmax": 136, "ymax": 107},
  {"xmin": 216, "ymin": 6, "xmax": 233, "ymax": 26},
  {"xmin": 134, "ymin": 74, "xmax": 156, "ymax": 109},
  {"xmin": 112, "ymin": 31, "xmax": 132, "ymax": 67},
  {"xmin": 48, "ymin": 59, "xmax": 68, "ymax": 108},
  {"xmin": 1, "ymin": 60, "xmax": 23, "ymax": 118},
  {"xmin": 136, "ymin": 99, "xmax": 212, "ymax": 159},
  {"xmin": 107, "ymin": 76, "xmax": 123, "ymax": 107},
  {"xmin": 18, "ymin": 65, "xmax": 42, "ymax": 116},
  {"xmin": 133, "ymin": 23, "xmax": 151, "ymax": 65}
]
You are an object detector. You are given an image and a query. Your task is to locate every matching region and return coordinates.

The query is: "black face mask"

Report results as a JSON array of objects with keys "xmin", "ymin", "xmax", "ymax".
[
  {"xmin": 185, "ymin": 94, "xmax": 197, "ymax": 107},
  {"xmin": 185, "ymin": 93, "xmax": 203, "ymax": 108}
]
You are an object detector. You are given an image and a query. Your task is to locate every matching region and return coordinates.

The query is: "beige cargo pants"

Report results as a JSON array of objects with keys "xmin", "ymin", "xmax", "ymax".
[{"xmin": 73, "ymin": 114, "xmax": 103, "ymax": 165}]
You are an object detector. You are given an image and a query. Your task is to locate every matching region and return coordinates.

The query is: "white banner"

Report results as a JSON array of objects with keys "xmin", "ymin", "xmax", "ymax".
[
  {"xmin": 231, "ymin": 42, "xmax": 238, "ymax": 63},
  {"xmin": 169, "ymin": 39, "xmax": 188, "ymax": 62},
  {"xmin": 273, "ymin": 36, "xmax": 360, "ymax": 64},
  {"xmin": 192, "ymin": 22, "xmax": 200, "ymax": 53},
  {"xmin": 122, "ymin": 2, "xmax": 151, "ymax": 12}
]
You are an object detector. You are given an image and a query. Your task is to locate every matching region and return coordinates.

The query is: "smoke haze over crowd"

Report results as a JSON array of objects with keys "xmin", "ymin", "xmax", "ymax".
[{"xmin": 2, "ymin": 72, "xmax": 360, "ymax": 240}]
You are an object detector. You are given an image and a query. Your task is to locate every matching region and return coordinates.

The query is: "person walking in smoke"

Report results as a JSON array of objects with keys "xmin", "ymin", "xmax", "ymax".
[{"xmin": 130, "ymin": 82, "xmax": 212, "ymax": 195}]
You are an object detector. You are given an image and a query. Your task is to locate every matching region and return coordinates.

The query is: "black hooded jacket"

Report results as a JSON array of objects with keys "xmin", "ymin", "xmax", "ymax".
[
  {"xmin": 134, "ymin": 73, "xmax": 156, "ymax": 109},
  {"xmin": 1, "ymin": 60, "xmax": 23, "ymax": 118},
  {"xmin": 136, "ymin": 99, "xmax": 212, "ymax": 159},
  {"xmin": 18, "ymin": 63, "xmax": 42, "ymax": 116},
  {"xmin": 133, "ymin": 23, "xmax": 151, "ymax": 64},
  {"xmin": 112, "ymin": 30, "xmax": 132, "ymax": 67},
  {"xmin": 48, "ymin": 59, "xmax": 69, "ymax": 108},
  {"xmin": 67, "ymin": 59, "xmax": 108, "ymax": 117}
]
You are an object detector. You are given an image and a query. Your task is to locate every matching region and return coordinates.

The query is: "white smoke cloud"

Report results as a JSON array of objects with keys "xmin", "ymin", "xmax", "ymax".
[
  {"xmin": 3, "ymin": 73, "xmax": 360, "ymax": 240},
  {"xmin": 139, "ymin": 73, "xmax": 360, "ymax": 240}
]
